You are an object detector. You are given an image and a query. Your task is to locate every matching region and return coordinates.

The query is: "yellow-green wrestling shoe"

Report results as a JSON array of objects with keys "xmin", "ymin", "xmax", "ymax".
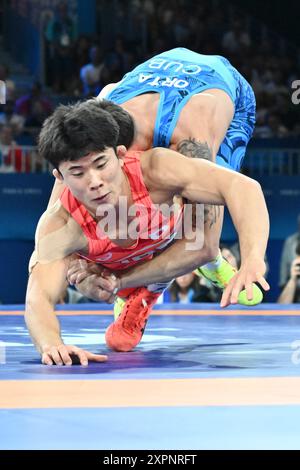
[
  {"xmin": 113, "ymin": 296, "xmax": 126, "ymax": 320},
  {"xmin": 194, "ymin": 257, "xmax": 263, "ymax": 306}
]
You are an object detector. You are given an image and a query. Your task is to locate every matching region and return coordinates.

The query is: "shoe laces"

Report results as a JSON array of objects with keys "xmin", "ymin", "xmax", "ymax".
[
  {"xmin": 214, "ymin": 271, "xmax": 230, "ymax": 288},
  {"xmin": 208, "ymin": 264, "xmax": 237, "ymax": 289},
  {"xmin": 121, "ymin": 289, "xmax": 151, "ymax": 333}
]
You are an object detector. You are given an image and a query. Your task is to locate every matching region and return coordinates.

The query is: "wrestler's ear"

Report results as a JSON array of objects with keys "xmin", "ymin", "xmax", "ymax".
[
  {"xmin": 53, "ymin": 168, "xmax": 64, "ymax": 182},
  {"xmin": 117, "ymin": 145, "xmax": 127, "ymax": 165}
]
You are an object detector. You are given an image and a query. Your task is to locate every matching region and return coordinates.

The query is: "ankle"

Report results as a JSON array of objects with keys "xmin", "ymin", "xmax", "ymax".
[{"xmin": 201, "ymin": 250, "xmax": 223, "ymax": 270}]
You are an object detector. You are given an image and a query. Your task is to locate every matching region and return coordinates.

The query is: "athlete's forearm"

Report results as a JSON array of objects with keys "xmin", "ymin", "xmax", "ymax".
[
  {"xmin": 25, "ymin": 296, "xmax": 64, "ymax": 354},
  {"xmin": 277, "ymin": 278, "xmax": 297, "ymax": 304},
  {"xmin": 225, "ymin": 177, "xmax": 269, "ymax": 263},
  {"xmin": 119, "ymin": 237, "xmax": 207, "ymax": 289},
  {"xmin": 25, "ymin": 267, "xmax": 67, "ymax": 354},
  {"xmin": 25, "ymin": 254, "xmax": 72, "ymax": 353}
]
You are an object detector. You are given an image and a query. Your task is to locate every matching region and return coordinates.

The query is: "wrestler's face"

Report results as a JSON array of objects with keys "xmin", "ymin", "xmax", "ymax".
[{"xmin": 55, "ymin": 146, "xmax": 128, "ymax": 213}]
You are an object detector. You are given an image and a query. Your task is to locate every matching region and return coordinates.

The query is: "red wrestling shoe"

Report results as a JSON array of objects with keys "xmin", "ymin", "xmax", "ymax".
[{"xmin": 105, "ymin": 287, "xmax": 160, "ymax": 352}]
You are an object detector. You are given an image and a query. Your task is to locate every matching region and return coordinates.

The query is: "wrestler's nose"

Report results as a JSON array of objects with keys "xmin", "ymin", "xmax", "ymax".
[{"xmin": 88, "ymin": 169, "xmax": 103, "ymax": 190}]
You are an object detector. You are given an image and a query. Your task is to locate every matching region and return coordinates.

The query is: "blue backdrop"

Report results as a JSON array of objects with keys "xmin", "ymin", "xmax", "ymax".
[{"xmin": 0, "ymin": 174, "xmax": 53, "ymax": 239}]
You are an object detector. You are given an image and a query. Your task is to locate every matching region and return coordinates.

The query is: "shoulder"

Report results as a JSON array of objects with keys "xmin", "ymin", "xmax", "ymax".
[
  {"xmin": 35, "ymin": 200, "xmax": 87, "ymax": 263},
  {"xmin": 141, "ymin": 147, "xmax": 189, "ymax": 169},
  {"xmin": 37, "ymin": 199, "xmax": 70, "ymax": 237},
  {"xmin": 96, "ymin": 82, "xmax": 120, "ymax": 100},
  {"xmin": 140, "ymin": 148, "xmax": 188, "ymax": 193}
]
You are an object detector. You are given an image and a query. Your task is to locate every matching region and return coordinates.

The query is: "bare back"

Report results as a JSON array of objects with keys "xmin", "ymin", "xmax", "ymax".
[
  {"xmin": 45, "ymin": 81, "xmax": 235, "ymax": 224},
  {"xmin": 99, "ymin": 83, "xmax": 234, "ymax": 156}
]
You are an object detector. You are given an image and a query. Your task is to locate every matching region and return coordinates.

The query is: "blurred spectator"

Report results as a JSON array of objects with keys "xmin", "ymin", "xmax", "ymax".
[
  {"xmin": 254, "ymin": 116, "xmax": 273, "ymax": 138},
  {"xmin": 44, "ymin": 3, "xmax": 77, "ymax": 92},
  {"xmin": 8, "ymin": 0, "xmax": 300, "ymax": 141},
  {"xmin": 222, "ymin": 19, "xmax": 251, "ymax": 54},
  {"xmin": 0, "ymin": 80, "xmax": 5, "ymax": 105},
  {"xmin": 279, "ymin": 215, "xmax": 300, "ymax": 288},
  {"xmin": 255, "ymin": 113, "xmax": 289, "ymax": 138},
  {"xmin": 172, "ymin": 8, "xmax": 190, "ymax": 45},
  {"xmin": 264, "ymin": 70, "xmax": 289, "ymax": 97},
  {"xmin": 80, "ymin": 46, "xmax": 104, "ymax": 97},
  {"xmin": 0, "ymin": 65, "xmax": 16, "ymax": 101},
  {"xmin": 75, "ymin": 35, "xmax": 91, "ymax": 71},
  {"xmin": 168, "ymin": 272, "xmax": 202, "ymax": 304},
  {"xmin": 0, "ymin": 100, "xmax": 25, "ymax": 135},
  {"xmin": 291, "ymin": 123, "xmax": 300, "ymax": 137},
  {"xmin": 15, "ymin": 82, "xmax": 52, "ymax": 128},
  {"xmin": 103, "ymin": 40, "xmax": 129, "ymax": 85},
  {"xmin": 0, "ymin": 125, "xmax": 30, "ymax": 173},
  {"xmin": 278, "ymin": 239, "xmax": 300, "ymax": 303},
  {"xmin": 113, "ymin": 35, "xmax": 135, "ymax": 73}
]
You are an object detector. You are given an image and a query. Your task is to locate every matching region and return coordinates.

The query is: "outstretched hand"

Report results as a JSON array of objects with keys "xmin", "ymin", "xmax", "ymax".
[
  {"xmin": 41, "ymin": 344, "xmax": 108, "ymax": 366},
  {"xmin": 220, "ymin": 257, "xmax": 270, "ymax": 307}
]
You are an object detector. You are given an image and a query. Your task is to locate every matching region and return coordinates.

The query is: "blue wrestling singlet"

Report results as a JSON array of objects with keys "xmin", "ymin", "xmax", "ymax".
[{"xmin": 105, "ymin": 48, "xmax": 256, "ymax": 171}]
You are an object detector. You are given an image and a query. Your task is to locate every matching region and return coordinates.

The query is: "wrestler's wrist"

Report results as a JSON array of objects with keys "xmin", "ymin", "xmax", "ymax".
[
  {"xmin": 39, "ymin": 339, "xmax": 64, "ymax": 354},
  {"xmin": 118, "ymin": 276, "xmax": 125, "ymax": 290},
  {"xmin": 117, "ymin": 274, "xmax": 139, "ymax": 291}
]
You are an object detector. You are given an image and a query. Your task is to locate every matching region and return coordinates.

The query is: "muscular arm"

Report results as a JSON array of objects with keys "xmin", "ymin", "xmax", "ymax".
[
  {"xmin": 118, "ymin": 149, "xmax": 269, "ymax": 289},
  {"xmin": 121, "ymin": 138, "xmax": 219, "ymax": 288},
  {"xmin": 25, "ymin": 258, "xmax": 69, "ymax": 354},
  {"xmin": 148, "ymin": 148, "xmax": 269, "ymax": 254},
  {"xmin": 118, "ymin": 235, "xmax": 208, "ymax": 289},
  {"xmin": 25, "ymin": 205, "xmax": 98, "ymax": 364},
  {"xmin": 26, "ymin": 207, "xmax": 82, "ymax": 352}
]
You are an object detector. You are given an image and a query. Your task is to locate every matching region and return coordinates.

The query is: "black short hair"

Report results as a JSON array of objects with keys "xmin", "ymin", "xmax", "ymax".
[
  {"xmin": 38, "ymin": 99, "xmax": 120, "ymax": 169},
  {"xmin": 97, "ymin": 99, "xmax": 134, "ymax": 148}
]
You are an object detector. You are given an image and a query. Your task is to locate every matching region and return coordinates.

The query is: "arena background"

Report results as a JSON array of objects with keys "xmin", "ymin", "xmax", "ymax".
[
  {"xmin": 2, "ymin": 0, "xmax": 300, "ymax": 454},
  {"xmin": 0, "ymin": 0, "xmax": 300, "ymax": 303}
]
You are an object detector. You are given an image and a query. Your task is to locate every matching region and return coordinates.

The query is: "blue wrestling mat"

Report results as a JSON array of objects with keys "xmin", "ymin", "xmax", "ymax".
[{"xmin": 1, "ymin": 303, "xmax": 300, "ymax": 450}]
